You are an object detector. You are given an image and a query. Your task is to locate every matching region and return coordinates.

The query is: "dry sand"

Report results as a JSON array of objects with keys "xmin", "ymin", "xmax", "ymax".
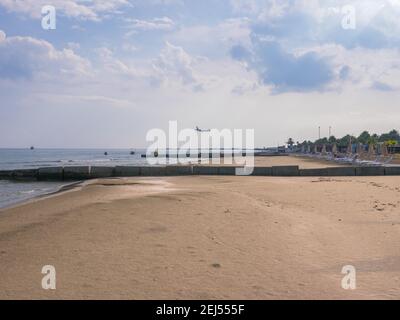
[
  {"xmin": 1, "ymin": 171, "xmax": 400, "ymax": 300},
  {"xmin": 190, "ymin": 154, "xmax": 342, "ymax": 168},
  {"xmin": 253, "ymin": 155, "xmax": 340, "ymax": 168}
]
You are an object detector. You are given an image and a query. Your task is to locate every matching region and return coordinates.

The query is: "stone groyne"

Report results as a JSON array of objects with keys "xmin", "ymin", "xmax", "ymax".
[{"xmin": 0, "ymin": 165, "xmax": 400, "ymax": 181}]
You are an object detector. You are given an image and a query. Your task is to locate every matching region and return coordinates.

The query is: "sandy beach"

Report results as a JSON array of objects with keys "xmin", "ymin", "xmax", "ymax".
[
  {"xmin": 187, "ymin": 155, "xmax": 341, "ymax": 168},
  {"xmin": 253, "ymin": 155, "xmax": 339, "ymax": 168},
  {"xmin": 1, "ymin": 169, "xmax": 400, "ymax": 299}
]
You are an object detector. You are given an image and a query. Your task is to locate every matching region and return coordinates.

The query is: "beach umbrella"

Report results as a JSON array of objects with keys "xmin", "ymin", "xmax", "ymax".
[
  {"xmin": 346, "ymin": 137, "xmax": 352, "ymax": 154},
  {"xmin": 332, "ymin": 143, "xmax": 338, "ymax": 154},
  {"xmin": 382, "ymin": 144, "xmax": 389, "ymax": 157},
  {"xmin": 368, "ymin": 143, "xmax": 375, "ymax": 156}
]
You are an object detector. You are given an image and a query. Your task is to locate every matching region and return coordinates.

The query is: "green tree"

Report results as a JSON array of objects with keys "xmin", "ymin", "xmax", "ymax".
[
  {"xmin": 337, "ymin": 135, "xmax": 356, "ymax": 147},
  {"xmin": 379, "ymin": 129, "xmax": 400, "ymax": 143},
  {"xmin": 367, "ymin": 135, "xmax": 378, "ymax": 145},
  {"xmin": 286, "ymin": 138, "xmax": 294, "ymax": 148},
  {"xmin": 357, "ymin": 131, "xmax": 370, "ymax": 144},
  {"xmin": 315, "ymin": 137, "xmax": 329, "ymax": 145},
  {"xmin": 385, "ymin": 140, "xmax": 397, "ymax": 146},
  {"xmin": 328, "ymin": 136, "xmax": 337, "ymax": 143}
]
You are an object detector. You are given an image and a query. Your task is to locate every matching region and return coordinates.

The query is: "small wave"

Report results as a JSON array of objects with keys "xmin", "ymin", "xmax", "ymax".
[
  {"xmin": 19, "ymin": 190, "xmax": 36, "ymax": 194},
  {"xmin": 58, "ymin": 159, "xmax": 114, "ymax": 163}
]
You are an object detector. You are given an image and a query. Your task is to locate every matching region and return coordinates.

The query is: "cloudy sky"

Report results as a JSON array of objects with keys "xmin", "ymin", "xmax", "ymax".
[{"xmin": 1, "ymin": 0, "xmax": 400, "ymax": 148}]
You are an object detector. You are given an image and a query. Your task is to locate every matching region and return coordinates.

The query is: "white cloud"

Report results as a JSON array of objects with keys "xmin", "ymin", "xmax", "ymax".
[
  {"xmin": 66, "ymin": 42, "xmax": 81, "ymax": 51},
  {"xmin": 0, "ymin": 0, "xmax": 131, "ymax": 20},
  {"xmin": 122, "ymin": 43, "xmax": 138, "ymax": 53},
  {"xmin": 95, "ymin": 46, "xmax": 141, "ymax": 77},
  {"xmin": 230, "ymin": 0, "xmax": 261, "ymax": 15},
  {"xmin": 296, "ymin": 43, "xmax": 400, "ymax": 91},
  {"xmin": 152, "ymin": 42, "xmax": 205, "ymax": 91},
  {"xmin": 0, "ymin": 31, "xmax": 91, "ymax": 80},
  {"xmin": 35, "ymin": 93, "xmax": 134, "ymax": 108},
  {"xmin": 252, "ymin": 0, "xmax": 400, "ymax": 45},
  {"xmin": 128, "ymin": 17, "xmax": 175, "ymax": 31},
  {"xmin": 169, "ymin": 18, "xmax": 251, "ymax": 57},
  {"xmin": 257, "ymin": 0, "xmax": 294, "ymax": 20},
  {"xmin": 125, "ymin": 17, "xmax": 175, "ymax": 35},
  {"xmin": 226, "ymin": 0, "xmax": 400, "ymax": 93}
]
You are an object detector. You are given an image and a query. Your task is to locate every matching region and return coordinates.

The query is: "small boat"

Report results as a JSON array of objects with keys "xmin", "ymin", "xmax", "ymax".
[
  {"xmin": 130, "ymin": 151, "xmax": 135, "ymax": 155},
  {"xmin": 104, "ymin": 152, "xmax": 108, "ymax": 156},
  {"xmin": 30, "ymin": 146, "xmax": 34, "ymax": 150}
]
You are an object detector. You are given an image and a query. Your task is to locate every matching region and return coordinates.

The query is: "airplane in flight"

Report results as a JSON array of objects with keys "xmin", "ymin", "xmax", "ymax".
[{"xmin": 195, "ymin": 126, "xmax": 211, "ymax": 132}]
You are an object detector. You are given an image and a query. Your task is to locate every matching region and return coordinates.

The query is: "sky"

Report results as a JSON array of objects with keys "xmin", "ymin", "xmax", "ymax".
[{"xmin": 1, "ymin": 0, "xmax": 400, "ymax": 148}]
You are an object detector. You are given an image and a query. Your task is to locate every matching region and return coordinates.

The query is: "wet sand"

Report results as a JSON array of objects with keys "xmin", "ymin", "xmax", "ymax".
[{"xmin": 0, "ymin": 174, "xmax": 400, "ymax": 299}]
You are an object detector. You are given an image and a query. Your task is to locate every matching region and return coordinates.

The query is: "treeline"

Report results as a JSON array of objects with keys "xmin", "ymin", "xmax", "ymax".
[{"xmin": 288, "ymin": 129, "xmax": 400, "ymax": 147}]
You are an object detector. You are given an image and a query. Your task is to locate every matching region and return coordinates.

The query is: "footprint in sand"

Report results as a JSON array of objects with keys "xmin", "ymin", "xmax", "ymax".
[
  {"xmin": 370, "ymin": 182, "xmax": 384, "ymax": 188},
  {"xmin": 374, "ymin": 205, "xmax": 385, "ymax": 212}
]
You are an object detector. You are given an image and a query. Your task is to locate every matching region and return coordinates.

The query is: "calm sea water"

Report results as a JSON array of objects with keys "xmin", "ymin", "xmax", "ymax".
[
  {"xmin": 0, "ymin": 180, "xmax": 67, "ymax": 209},
  {"xmin": 0, "ymin": 148, "xmax": 147, "ymax": 208},
  {"xmin": 0, "ymin": 148, "xmax": 147, "ymax": 170}
]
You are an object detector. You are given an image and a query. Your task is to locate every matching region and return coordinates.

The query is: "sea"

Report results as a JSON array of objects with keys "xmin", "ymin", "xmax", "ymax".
[{"xmin": 0, "ymin": 148, "xmax": 147, "ymax": 209}]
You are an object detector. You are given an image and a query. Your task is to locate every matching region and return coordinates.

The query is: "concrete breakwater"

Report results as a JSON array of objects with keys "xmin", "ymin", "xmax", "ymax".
[
  {"xmin": 0, "ymin": 165, "xmax": 400, "ymax": 181},
  {"xmin": 140, "ymin": 152, "xmax": 288, "ymax": 158}
]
